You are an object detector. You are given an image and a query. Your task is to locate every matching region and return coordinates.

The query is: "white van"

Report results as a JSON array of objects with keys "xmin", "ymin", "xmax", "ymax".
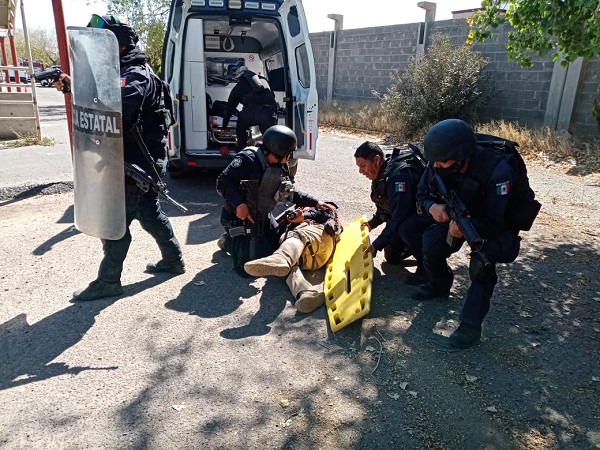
[{"xmin": 162, "ymin": 0, "xmax": 318, "ymax": 176}]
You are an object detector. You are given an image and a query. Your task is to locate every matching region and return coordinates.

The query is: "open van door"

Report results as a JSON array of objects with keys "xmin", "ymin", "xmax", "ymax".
[{"xmin": 279, "ymin": 0, "xmax": 318, "ymax": 160}]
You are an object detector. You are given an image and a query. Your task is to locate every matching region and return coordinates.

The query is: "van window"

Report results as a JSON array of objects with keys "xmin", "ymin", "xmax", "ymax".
[
  {"xmin": 166, "ymin": 41, "xmax": 175, "ymax": 81},
  {"xmin": 172, "ymin": 0, "xmax": 183, "ymax": 33},
  {"xmin": 295, "ymin": 44, "xmax": 310, "ymax": 88},
  {"xmin": 207, "ymin": 57, "xmax": 245, "ymax": 83},
  {"xmin": 287, "ymin": 6, "xmax": 301, "ymax": 37}
]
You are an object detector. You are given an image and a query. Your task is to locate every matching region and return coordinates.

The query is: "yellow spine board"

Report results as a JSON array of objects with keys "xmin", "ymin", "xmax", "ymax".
[{"xmin": 324, "ymin": 215, "xmax": 374, "ymax": 332}]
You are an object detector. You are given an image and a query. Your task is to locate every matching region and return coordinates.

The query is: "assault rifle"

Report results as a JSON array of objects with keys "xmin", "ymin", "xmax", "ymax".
[
  {"xmin": 124, "ymin": 162, "xmax": 188, "ymax": 212},
  {"xmin": 240, "ymin": 179, "xmax": 270, "ymax": 260},
  {"xmin": 432, "ymin": 173, "xmax": 490, "ymax": 267}
]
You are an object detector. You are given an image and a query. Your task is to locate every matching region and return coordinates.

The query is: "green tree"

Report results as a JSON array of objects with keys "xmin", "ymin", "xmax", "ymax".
[
  {"xmin": 14, "ymin": 27, "xmax": 60, "ymax": 67},
  {"xmin": 106, "ymin": 0, "xmax": 171, "ymax": 73},
  {"xmin": 468, "ymin": 0, "xmax": 600, "ymax": 67}
]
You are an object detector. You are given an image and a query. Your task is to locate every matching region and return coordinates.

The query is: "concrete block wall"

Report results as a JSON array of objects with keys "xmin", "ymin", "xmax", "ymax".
[
  {"xmin": 572, "ymin": 57, "xmax": 600, "ymax": 135},
  {"xmin": 310, "ymin": 19, "xmax": 599, "ymax": 136}
]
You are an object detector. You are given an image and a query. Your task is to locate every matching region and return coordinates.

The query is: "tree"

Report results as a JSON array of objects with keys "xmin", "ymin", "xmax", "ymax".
[
  {"xmin": 468, "ymin": 0, "xmax": 600, "ymax": 67},
  {"xmin": 106, "ymin": 0, "xmax": 171, "ymax": 73},
  {"xmin": 14, "ymin": 28, "xmax": 60, "ymax": 67}
]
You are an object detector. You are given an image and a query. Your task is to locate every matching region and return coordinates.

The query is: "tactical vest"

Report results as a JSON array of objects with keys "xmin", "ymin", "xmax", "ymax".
[
  {"xmin": 246, "ymin": 147, "xmax": 291, "ymax": 215},
  {"xmin": 240, "ymin": 71, "xmax": 276, "ymax": 107},
  {"xmin": 461, "ymin": 134, "xmax": 541, "ymax": 231},
  {"xmin": 371, "ymin": 149, "xmax": 425, "ymax": 217}
]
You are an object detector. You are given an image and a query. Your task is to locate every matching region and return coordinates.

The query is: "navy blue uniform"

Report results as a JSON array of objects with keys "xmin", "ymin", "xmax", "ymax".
[
  {"xmin": 417, "ymin": 146, "xmax": 521, "ymax": 326},
  {"xmin": 98, "ymin": 47, "xmax": 182, "ymax": 283},
  {"xmin": 216, "ymin": 146, "xmax": 318, "ymax": 230},
  {"xmin": 222, "ymin": 71, "xmax": 278, "ymax": 151},
  {"xmin": 368, "ymin": 156, "xmax": 433, "ymax": 264}
]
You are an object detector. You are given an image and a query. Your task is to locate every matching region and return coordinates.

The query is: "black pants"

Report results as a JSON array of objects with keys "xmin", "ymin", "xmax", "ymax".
[
  {"xmin": 236, "ymin": 106, "xmax": 277, "ymax": 151},
  {"xmin": 396, "ymin": 214, "xmax": 436, "ymax": 267},
  {"xmin": 422, "ymin": 223, "xmax": 521, "ymax": 326},
  {"xmin": 98, "ymin": 183, "xmax": 182, "ymax": 283}
]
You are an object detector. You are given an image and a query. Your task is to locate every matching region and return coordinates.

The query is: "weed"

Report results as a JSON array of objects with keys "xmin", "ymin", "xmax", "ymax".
[{"xmin": 4, "ymin": 131, "xmax": 54, "ymax": 148}]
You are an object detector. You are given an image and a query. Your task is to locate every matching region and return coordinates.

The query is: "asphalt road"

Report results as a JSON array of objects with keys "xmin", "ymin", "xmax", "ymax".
[{"xmin": 1, "ymin": 86, "xmax": 599, "ymax": 450}]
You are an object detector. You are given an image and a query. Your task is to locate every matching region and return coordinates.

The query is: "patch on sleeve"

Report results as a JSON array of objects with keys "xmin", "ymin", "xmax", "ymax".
[
  {"xmin": 496, "ymin": 181, "xmax": 510, "ymax": 195},
  {"xmin": 394, "ymin": 181, "xmax": 406, "ymax": 193},
  {"xmin": 120, "ymin": 78, "xmax": 126, "ymax": 87},
  {"xmin": 231, "ymin": 156, "xmax": 243, "ymax": 168}
]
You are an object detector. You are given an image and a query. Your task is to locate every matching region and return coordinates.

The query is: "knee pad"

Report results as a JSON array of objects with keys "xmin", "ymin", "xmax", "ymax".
[{"xmin": 469, "ymin": 257, "xmax": 497, "ymax": 285}]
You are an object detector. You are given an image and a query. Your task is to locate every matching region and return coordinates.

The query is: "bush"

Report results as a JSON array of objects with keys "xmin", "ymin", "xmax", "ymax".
[{"xmin": 377, "ymin": 34, "xmax": 492, "ymax": 138}]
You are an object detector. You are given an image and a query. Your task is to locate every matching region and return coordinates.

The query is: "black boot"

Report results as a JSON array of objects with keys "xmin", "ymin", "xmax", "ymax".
[
  {"xmin": 448, "ymin": 323, "xmax": 481, "ymax": 349},
  {"xmin": 73, "ymin": 280, "xmax": 123, "ymax": 301},
  {"xmin": 412, "ymin": 283, "xmax": 450, "ymax": 300},
  {"xmin": 146, "ymin": 259, "xmax": 186, "ymax": 275},
  {"xmin": 405, "ymin": 266, "xmax": 428, "ymax": 285}
]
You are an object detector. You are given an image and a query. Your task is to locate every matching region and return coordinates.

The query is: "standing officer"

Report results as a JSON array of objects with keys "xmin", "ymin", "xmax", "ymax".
[
  {"xmin": 56, "ymin": 15, "xmax": 185, "ymax": 301},
  {"xmin": 220, "ymin": 66, "xmax": 278, "ymax": 151},
  {"xmin": 415, "ymin": 119, "xmax": 522, "ymax": 349},
  {"xmin": 354, "ymin": 141, "xmax": 433, "ymax": 284},
  {"xmin": 216, "ymin": 125, "xmax": 331, "ymax": 272}
]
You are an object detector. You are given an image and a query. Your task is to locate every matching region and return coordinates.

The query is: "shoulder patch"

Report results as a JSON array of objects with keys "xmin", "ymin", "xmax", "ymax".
[
  {"xmin": 394, "ymin": 181, "xmax": 406, "ymax": 193},
  {"xmin": 496, "ymin": 181, "xmax": 510, "ymax": 195},
  {"xmin": 231, "ymin": 156, "xmax": 243, "ymax": 168}
]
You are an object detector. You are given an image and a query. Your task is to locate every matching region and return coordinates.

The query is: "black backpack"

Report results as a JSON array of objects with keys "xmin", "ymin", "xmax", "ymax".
[{"xmin": 473, "ymin": 133, "xmax": 541, "ymax": 231}]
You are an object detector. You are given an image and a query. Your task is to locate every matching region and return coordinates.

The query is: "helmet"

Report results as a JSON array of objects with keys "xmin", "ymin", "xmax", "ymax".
[
  {"xmin": 234, "ymin": 65, "xmax": 248, "ymax": 79},
  {"xmin": 423, "ymin": 119, "xmax": 476, "ymax": 162},
  {"xmin": 262, "ymin": 125, "xmax": 297, "ymax": 157},
  {"xmin": 87, "ymin": 14, "xmax": 139, "ymax": 51}
]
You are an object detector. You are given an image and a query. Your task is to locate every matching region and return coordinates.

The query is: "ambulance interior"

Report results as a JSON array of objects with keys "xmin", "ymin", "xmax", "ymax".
[{"xmin": 196, "ymin": 16, "xmax": 288, "ymax": 147}]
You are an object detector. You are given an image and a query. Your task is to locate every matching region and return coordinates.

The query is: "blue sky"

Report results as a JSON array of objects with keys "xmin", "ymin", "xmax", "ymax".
[{"xmin": 19, "ymin": 0, "xmax": 482, "ymax": 32}]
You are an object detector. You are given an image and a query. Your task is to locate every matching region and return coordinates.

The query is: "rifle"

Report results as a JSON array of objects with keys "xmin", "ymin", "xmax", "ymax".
[
  {"xmin": 432, "ymin": 173, "xmax": 490, "ymax": 267},
  {"xmin": 124, "ymin": 162, "xmax": 188, "ymax": 212},
  {"xmin": 240, "ymin": 179, "xmax": 269, "ymax": 260}
]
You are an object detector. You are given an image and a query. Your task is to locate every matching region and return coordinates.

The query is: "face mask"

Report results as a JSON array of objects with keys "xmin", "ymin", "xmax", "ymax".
[{"xmin": 435, "ymin": 161, "xmax": 463, "ymax": 178}]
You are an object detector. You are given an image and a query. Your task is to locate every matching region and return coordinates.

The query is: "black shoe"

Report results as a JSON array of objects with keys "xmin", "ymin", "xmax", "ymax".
[
  {"xmin": 217, "ymin": 233, "xmax": 231, "ymax": 252},
  {"xmin": 448, "ymin": 323, "xmax": 481, "ymax": 349},
  {"xmin": 73, "ymin": 280, "xmax": 123, "ymax": 301},
  {"xmin": 405, "ymin": 268, "xmax": 428, "ymax": 285},
  {"xmin": 412, "ymin": 284, "xmax": 450, "ymax": 300},
  {"xmin": 145, "ymin": 259, "xmax": 186, "ymax": 275}
]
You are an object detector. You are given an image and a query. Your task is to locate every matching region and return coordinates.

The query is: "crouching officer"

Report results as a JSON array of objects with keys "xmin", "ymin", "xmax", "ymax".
[
  {"xmin": 244, "ymin": 205, "xmax": 341, "ymax": 313},
  {"xmin": 415, "ymin": 119, "xmax": 522, "ymax": 349},
  {"xmin": 216, "ymin": 125, "xmax": 331, "ymax": 274},
  {"xmin": 355, "ymin": 141, "xmax": 433, "ymax": 284}
]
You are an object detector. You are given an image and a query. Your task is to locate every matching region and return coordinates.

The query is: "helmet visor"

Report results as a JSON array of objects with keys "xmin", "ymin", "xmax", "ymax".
[{"xmin": 88, "ymin": 14, "xmax": 122, "ymax": 29}]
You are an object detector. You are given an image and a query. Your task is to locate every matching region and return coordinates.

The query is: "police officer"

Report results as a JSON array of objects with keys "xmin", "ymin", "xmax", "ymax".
[
  {"xmin": 57, "ymin": 15, "xmax": 185, "ymax": 301},
  {"xmin": 216, "ymin": 125, "xmax": 331, "ymax": 267},
  {"xmin": 354, "ymin": 141, "xmax": 433, "ymax": 284},
  {"xmin": 221, "ymin": 66, "xmax": 278, "ymax": 151},
  {"xmin": 415, "ymin": 119, "xmax": 521, "ymax": 349}
]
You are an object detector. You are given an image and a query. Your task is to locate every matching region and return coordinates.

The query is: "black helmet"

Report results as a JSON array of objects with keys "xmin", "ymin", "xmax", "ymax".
[
  {"xmin": 87, "ymin": 14, "xmax": 139, "ymax": 52},
  {"xmin": 262, "ymin": 125, "xmax": 297, "ymax": 157},
  {"xmin": 423, "ymin": 119, "xmax": 477, "ymax": 162}
]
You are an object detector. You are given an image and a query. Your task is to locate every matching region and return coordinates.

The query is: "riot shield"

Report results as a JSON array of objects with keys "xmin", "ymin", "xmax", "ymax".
[{"xmin": 67, "ymin": 27, "xmax": 125, "ymax": 240}]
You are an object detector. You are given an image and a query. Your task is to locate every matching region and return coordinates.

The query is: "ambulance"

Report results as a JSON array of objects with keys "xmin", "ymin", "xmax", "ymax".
[{"xmin": 162, "ymin": 0, "xmax": 318, "ymax": 176}]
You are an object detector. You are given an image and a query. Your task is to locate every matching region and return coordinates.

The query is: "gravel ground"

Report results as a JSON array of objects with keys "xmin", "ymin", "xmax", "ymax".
[{"xmin": 0, "ymin": 89, "xmax": 599, "ymax": 449}]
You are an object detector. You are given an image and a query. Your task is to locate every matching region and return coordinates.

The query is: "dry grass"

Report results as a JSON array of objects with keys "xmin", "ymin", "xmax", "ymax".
[{"xmin": 319, "ymin": 101, "xmax": 600, "ymax": 182}]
